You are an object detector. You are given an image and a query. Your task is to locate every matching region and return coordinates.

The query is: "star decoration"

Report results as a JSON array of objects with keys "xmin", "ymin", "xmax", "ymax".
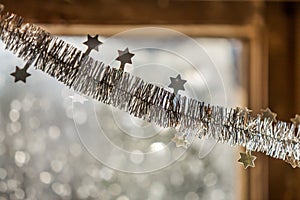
[
  {"xmin": 242, "ymin": 107, "xmax": 252, "ymax": 113},
  {"xmin": 260, "ymin": 108, "xmax": 277, "ymax": 122},
  {"xmin": 10, "ymin": 66, "xmax": 31, "ymax": 83},
  {"xmin": 171, "ymin": 134, "xmax": 188, "ymax": 149},
  {"xmin": 116, "ymin": 48, "xmax": 134, "ymax": 71},
  {"xmin": 285, "ymin": 157, "xmax": 300, "ymax": 168},
  {"xmin": 83, "ymin": 34, "xmax": 102, "ymax": 56},
  {"xmin": 236, "ymin": 107, "xmax": 252, "ymax": 116},
  {"xmin": 291, "ymin": 114, "xmax": 300, "ymax": 126},
  {"xmin": 168, "ymin": 74, "xmax": 187, "ymax": 95},
  {"xmin": 238, "ymin": 151, "xmax": 256, "ymax": 169},
  {"xmin": 70, "ymin": 93, "xmax": 88, "ymax": 104},
  {"xmin": 236, "ymin": 107, "xmax": 252, "ymax": 126}
]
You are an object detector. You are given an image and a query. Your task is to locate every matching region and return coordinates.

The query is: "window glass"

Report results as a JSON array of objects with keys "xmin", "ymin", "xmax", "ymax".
[{"xmin": 0, "ymin": 34, "xmax": 245, "ymax": 200}]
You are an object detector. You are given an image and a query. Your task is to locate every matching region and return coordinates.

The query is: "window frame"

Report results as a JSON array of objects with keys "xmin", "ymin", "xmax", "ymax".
[{"xmin": 39, "ymin": 22, "xmax": 268, "ymax": 200}]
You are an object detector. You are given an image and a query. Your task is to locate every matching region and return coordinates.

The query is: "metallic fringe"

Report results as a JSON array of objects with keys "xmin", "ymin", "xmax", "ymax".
[{"xmin": 1, "ymin": 12, "xmax": 299, "ymax": 167}]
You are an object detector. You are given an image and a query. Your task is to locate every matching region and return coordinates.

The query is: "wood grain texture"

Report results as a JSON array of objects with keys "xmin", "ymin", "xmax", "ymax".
[
  {"xmin": 248, "ymin": 2, "xmax": 269, "ymax": 200},
  {"xmin": 267, "ymin": 2, "xmax": 300, "ymax": 200},
  {"xmin": 1, "ymin": 0, "xmax": 255, "ymax": 25}
]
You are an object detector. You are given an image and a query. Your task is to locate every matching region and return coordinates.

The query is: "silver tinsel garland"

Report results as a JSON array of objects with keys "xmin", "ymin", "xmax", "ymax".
[{"xmin": 0, "ymin": 11, "xmax": 299, "ymax": 168}]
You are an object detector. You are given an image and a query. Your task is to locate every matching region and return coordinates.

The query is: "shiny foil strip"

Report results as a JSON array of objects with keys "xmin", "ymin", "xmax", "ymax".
[{"xmin": 0, "ymin": 11, "xmax": 299, "ymax": 168}]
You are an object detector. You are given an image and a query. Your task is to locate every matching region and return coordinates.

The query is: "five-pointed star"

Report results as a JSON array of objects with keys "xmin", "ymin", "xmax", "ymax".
[
  {"xmin": 237, "ymin": 107, "xmax": 252, "ymax": 125},
  {"xmin": 241, "ymin": 107, "xmax": 252, "ymax": 114},
  {"xmin": 69, "ymin": 93, "xmax": 88, "ymax": 104},
  {"xmin": 260, "ymin": 108, "xmax": 277, "ymax": 122},
  {"xmin": 238, "ymin": 151, "xmax": 256, "ymax": 169},
  {"xmin": 116, "ymin": 48, "xmax": 134, "ymax": 70},
  {"xmin": 171, "ymin": 134, "xmax": 188, "ymax": 149},
  {"xmin": 83, "ymin": 34, "xmax": 102, "ymax": 52},
  {"xmin": 291, "ymin": 114, "xmax": 300, "ymax": 126},
  {"xmin": 10, "ymin": 66, "xmax": 31, "ymax": 83},
  {"xmin": 168, "ymin": 74, "xmax": 187, "ymax": 95},
  {"xmin": 285, "ymin": 157, "xmax": 299, "ymax": 168}
]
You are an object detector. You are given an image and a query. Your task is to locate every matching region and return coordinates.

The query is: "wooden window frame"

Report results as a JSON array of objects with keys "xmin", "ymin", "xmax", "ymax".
[
  {"xmin": 40, "ymin": 22, "xmax": 268, "ymax": 200},
  {"xmin": 3, "ymin": 0, "xmax": 269, "ymax": 199}
]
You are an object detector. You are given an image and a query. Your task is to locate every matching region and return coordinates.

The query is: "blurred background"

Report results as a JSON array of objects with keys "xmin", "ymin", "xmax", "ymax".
[{"xmin": 0, "ymin": 0, "xmax": 299, "ymax": 200}]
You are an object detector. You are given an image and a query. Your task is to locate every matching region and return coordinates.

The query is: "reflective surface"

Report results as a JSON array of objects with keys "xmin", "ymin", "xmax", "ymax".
[{"xmin": 0, "ymin": 35, "xmax": 245, "ymax": 200}]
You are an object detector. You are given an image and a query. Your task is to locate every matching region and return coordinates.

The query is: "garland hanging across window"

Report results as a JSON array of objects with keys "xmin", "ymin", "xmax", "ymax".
[{"xmin": 0, "ymin": 6, "xmax": 299, "ymax": 169}]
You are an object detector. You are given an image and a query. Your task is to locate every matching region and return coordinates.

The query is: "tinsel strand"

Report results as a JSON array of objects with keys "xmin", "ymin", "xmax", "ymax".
[{"xmin": 0, "ymin": 12, "xmax": 299, "ymax": 167}]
